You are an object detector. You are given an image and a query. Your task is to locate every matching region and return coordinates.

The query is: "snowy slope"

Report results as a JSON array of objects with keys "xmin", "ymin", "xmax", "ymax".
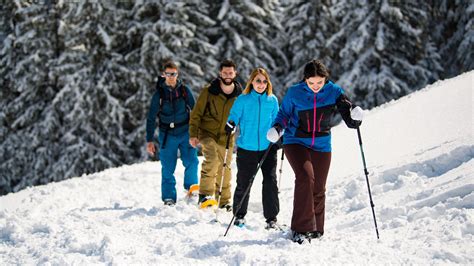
[{"xmin": 1, "ymin": 72, "xmax": 473, "ymax": 265}]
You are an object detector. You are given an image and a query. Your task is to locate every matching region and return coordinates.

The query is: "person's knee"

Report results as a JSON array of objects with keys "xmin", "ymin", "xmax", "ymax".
[
  {"xmin": 314, "ymin": 189, "xmax": 326, "ymax": 198},
  {"xmin": 262, "ymin": 174, "xmax": 277, "ymax": 184},
  {"xmin": 183, "ymin": 155, "xmax": 198, "ymax": 166},
  {"xmin": 296, "ymin": 173, "xmax": 313, "ymax": 184},
  {"xmin": 202, "ymin": 160, "xmax": 219, "ymax": 174},
  {"xmin": 161, "ymin": 177, "xmax": 176, "ymax": 184}
]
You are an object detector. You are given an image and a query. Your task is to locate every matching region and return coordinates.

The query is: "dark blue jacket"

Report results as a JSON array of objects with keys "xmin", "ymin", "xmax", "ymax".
[
  {"xmin": 273, "ymin": 80, "xmax": 358, "ymax": 152},
  {"xmin": 228, "ymin": 90, "xmax": 279, "ymax": 151},
  {"xmin": 146, "ymin": 79, "xmax": 195, "ymax": 142}
]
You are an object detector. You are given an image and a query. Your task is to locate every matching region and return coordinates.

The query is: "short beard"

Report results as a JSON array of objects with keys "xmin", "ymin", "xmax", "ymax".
[{"xmin": 220, "ymin": 77, "xmax": 234, "ymax": 86}]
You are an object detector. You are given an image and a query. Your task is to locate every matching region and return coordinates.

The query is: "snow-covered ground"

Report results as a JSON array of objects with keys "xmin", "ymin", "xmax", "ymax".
[{"xmin": 1, "ymin": 71, "xmax": 473, "ymax": 265}]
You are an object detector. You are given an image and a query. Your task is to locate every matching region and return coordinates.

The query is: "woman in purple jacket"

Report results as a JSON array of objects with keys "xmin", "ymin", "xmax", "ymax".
[{"xmin": 267, "ymin": 60, "xmax": 364, "ymax": 244}]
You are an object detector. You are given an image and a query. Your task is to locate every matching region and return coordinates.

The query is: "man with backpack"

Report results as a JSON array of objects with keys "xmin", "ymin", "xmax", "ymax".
[
  {"xmin": 189, "ymin": 59, "xmax": 242, "ymax": 210},
  {"xmin": 146, "ymin": 60, "xmax": 199, "ymax": 206}
]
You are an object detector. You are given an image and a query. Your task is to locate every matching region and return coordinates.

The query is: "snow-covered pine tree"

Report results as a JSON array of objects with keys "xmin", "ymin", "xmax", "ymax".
[
  {"xmin": 327, "ymin": 0, "xmax": 443, "ymax": 108},
  {"xmin": 0, "ymin": 1, "xmax": 59, "ymax": 194},
  {"xmin": 204, "ymin": 0, "xmax": 289, "ymax": 94},
  {"xmin": 1, "ymin": 0, "xmax": 472, "ymax": 195},
  {"xmin": 46, "ymin": 0, "xmax": 145, "ymax": 187},
  {"xmin": 0, "ymin": 0, "xmax": 16, "ymax": 108},
  {"xmin": 131, "ymin": 0, "xmax": 218, "ymax": 92},
  {"xmin": 0, "ymin": 0, "xmax": 17, "ymax": 194},
  {"xmin": 431, "ymin": 0, "xmax": 474, "ymax": 78},
  {"xmin": 281, "ymin": 0, "xmax": 339, "ymax": 91}
]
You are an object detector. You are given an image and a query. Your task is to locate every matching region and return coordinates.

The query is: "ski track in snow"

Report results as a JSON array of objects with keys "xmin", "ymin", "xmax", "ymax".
[{"xmin": 1, "ymin": 71, "xmax": 473, "ymax": 265}]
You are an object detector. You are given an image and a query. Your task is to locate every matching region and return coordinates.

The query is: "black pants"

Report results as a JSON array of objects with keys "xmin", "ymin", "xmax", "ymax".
[{"xmin": 232, "ymin": 146, "xmax": 279, "ymax": 222}]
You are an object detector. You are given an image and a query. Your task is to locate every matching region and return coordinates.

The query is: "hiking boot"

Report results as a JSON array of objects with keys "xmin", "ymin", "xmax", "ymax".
[
  {"xmin": 265, "ymin": 219, "xmax": 278, "ymax": 230},
  {"xmin": 219, "ymin": 203, "xmax": 232, "ymax": 212},
  {"xmin": 309, "ymin": 231, "xmax": 324, "ymax": 239},
  {"xmin": 233, "ymin": 217, "xmax": 246, "ymax": 228},
  {"xmin": 198, "ymin": 194, "xmax": 206, "ymax": 203},
  {"xmin": 163, "ymin": 199, "xmax": 176, "ymax": 206},
  {"xmin": 292, "ymin": 231, "xmax": 311, "ymax": 244}
]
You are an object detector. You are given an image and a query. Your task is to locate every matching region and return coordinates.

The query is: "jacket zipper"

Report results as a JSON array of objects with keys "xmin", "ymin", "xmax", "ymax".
[
  {"xmin": 311, "ymin": 94, "xmax": 317, "ymax": 147},
  {"xmin": 258, "ymin": 96, "xmax": 261, "ymax": 150},
  {"xmin": 171, "ymin": 90, "xmax": 176, "ymax": 124},
  {"xmin": 318, "ymin": 113, "xmax": 324, "ymax": 132}
]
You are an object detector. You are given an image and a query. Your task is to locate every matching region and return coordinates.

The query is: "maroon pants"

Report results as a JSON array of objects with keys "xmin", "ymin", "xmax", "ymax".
[{"xmin": 284, "ymin": 144, "xmax": 331, "ymax": 233}]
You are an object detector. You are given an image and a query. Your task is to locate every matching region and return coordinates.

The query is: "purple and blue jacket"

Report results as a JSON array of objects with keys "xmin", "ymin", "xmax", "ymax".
[{"xmin": 273, "ymin": 80, "xmax": 359, "ymax": 152}]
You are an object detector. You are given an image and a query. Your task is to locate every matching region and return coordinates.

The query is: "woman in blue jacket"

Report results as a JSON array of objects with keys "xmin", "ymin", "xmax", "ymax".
[
  {"xmin": 267, "ymin": 60, "xmax": 364, "ymax": 243},
  {"xmin": 225, "ymin": 68, "xmax": 280, "ymax": 229}
]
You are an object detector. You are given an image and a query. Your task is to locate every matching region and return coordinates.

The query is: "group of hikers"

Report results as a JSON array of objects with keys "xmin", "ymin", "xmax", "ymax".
[{"xmin": 146, "ymin": 59, "xmax": 364, "ymax": 244}]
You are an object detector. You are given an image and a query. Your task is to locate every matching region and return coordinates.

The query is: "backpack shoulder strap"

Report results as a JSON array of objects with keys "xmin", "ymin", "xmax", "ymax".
[
  {"xmin": 179, "ymin": 82, "xmax": 193, "ymax": 113},
  {"xmin": 179, "ymin": 82, "xmax": 187, "ymax": 99},
  {"xmin": 155, "ymin": 77, "xmax": 166, "ymax": 115}
]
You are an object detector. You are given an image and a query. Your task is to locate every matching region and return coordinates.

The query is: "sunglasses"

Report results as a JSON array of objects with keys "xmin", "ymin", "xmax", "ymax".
[
  {"xmin": 164, "ymin": 72, "xmax": 178, "ymax": 77},
  {"xmin": 254, "ymin": 79, "xmax": 268, "ymax": 84}
]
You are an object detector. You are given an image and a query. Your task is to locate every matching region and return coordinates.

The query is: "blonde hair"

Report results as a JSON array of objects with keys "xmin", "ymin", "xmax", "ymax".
[{"xmin": 243, "ymin": 68, "xmax": 273, "ymax": 95}]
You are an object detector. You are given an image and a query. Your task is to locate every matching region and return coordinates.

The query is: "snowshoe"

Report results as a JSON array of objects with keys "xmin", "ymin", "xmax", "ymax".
[
  {"xmin": 198, "ymin": 195, "xmax": 218, "ymax": 209},
  {"xmin": 265, "ymin": 220, "xmax": 278, "ymax": 230},
  {"xmin": 265, "ymin": 220, "xmax": 288, "ymax": 232},
  {"xmin": 292, "ymin": 231, "xmax": 311, "ymax": 244},
  {"xmin": 186, "ymin": 184, "xmax": 199, "ymax": 197},
  {"xmin": 219, "ymin": 203, "xmax": 232, "ymax": 212},
  {"xmin": 234, "ymin": 217, "xmax": 246, "ymax": 228},
  {"xmin": 309, "ymin": 231, "xmax": 324, "ymax": 239}
]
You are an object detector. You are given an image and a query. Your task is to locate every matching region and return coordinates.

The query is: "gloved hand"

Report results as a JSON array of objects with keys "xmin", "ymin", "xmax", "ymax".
[
  {"xmin": 346, "ymin": 106, "xmax": 363, "ymax": 129},
  {"xmin": 266, "ymin": 124, "xmax": 283, "ymax": 143},
  {"xmin": 350, "ymin": 106, "xmax": 364, "ymax": 121},
  {"xmin": 225, "ymin": 121, "xmax": 236, "ymax": 134}
]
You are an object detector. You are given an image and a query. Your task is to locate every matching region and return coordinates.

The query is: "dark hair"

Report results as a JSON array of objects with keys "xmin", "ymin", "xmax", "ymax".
[
  {"xmin": 303, "ymin": 59, "xmax": 330, "ymax": 80},
  {"xmin": 220, "ymin": 59, "xmax": 237, "ymax": 70},
  {"xmin": 162, "ymin": 60, "xmax": 178, "ymax": 71}
]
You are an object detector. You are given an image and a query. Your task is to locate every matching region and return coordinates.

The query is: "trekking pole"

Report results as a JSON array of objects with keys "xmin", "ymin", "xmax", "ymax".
[
  {"xmin": 277, "ymin": 149, "xmax": 284, "ymax": 193},
  {"xmin": 356, "ymin": 127, "xmax": 380, "ymax": 239},
  {"xmin": 213, "ymin": 132, "xmax": 232, "ymax": 223},
  {"xmin": 224, "ymin": 144, "xmax": 274, "ymax": 236}
]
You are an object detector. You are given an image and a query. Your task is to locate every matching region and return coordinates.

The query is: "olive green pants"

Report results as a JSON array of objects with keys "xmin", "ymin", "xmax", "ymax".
[{"xmin": 199, "ymin": 137, "xmax": 233, "ymax": 206}]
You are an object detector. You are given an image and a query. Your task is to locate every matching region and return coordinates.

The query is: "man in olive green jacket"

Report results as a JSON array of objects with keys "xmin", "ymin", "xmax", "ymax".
[{"xmin": 189, "ymin": 59, "xmax": 242, "ymax": 210}]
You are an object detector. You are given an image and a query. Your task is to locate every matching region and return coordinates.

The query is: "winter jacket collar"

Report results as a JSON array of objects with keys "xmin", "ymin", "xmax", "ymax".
[
  {"xmin": 208, "ymin": 78, "xmax": 242, "ymax": 98},
  {"xmin": 158, "ymin": 77, "xmax": 183, "ymax": 92},
  {"xmin": 249, "ymin": 89, "xmax": 267, "ymax": 99}
]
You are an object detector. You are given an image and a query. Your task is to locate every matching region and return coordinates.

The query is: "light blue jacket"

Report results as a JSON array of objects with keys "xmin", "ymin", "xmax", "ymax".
[{"xmin": 228, "ymin": 89, "xmax": 279, "ymax": 151}]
